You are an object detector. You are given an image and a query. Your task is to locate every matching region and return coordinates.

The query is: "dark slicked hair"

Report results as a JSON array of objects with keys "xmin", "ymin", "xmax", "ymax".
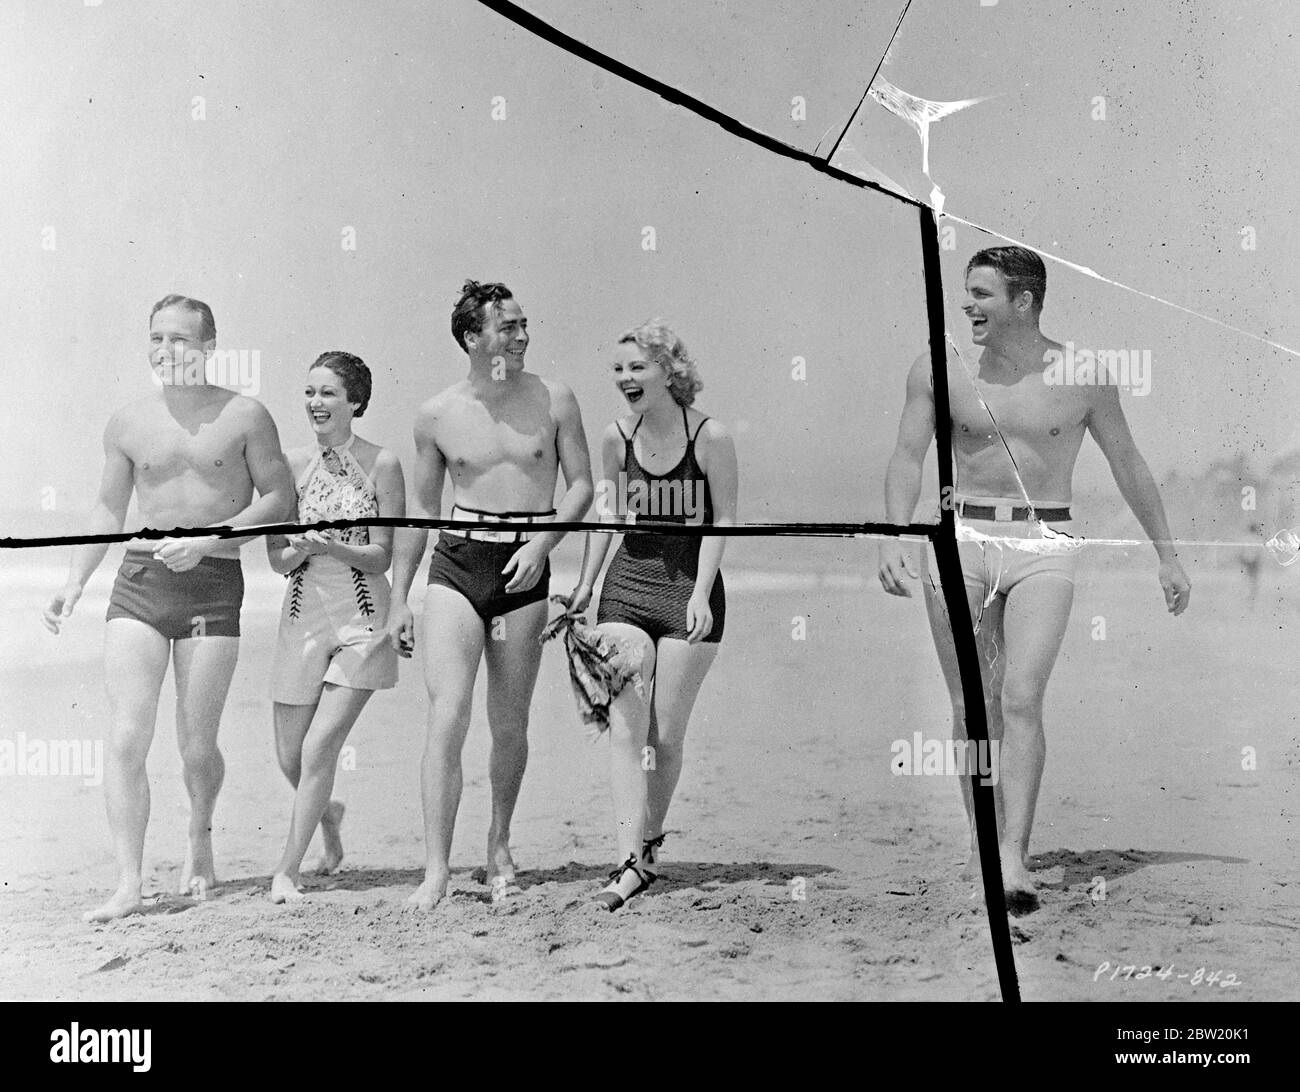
[
  {"xmin": 966, "ymin": 247, "xmax": 1047, "ymax": 313},
  {"xmin": 150, "ymin": 294, "xmax": 216, "ymax": 341},
  {"xmin": 310, "ymin": 350, "xmax": 373, "ymax": 418},
  {"xmin": 451, "ymin": 280, "xmax": 513, "ymax": 352}
]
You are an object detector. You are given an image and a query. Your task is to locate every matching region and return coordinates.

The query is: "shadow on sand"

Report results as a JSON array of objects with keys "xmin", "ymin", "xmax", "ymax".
[
  {"xmin": 181, "ymin": 859, "xmax": 841, "ymax": 905},
  {"xmin": 1030, "ymin": 847, "xmax": 1250, "ymax": 891}
]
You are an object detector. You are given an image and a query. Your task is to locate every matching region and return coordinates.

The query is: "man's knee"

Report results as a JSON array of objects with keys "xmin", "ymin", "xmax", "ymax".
[
  {"xmin": 488, "ymin": 713, "xmax": 529, "ymax": 748},
  {"xmin": 179, "ymin": 737, "xmax": 223, "ymax": 775},
  {"xmin": 1000, "ymin": 679, "xmax": 1045, "ymax": 724},
  {"xmin": 428, "ymin": 690, "xmax": 473, "ymax": 730},
  {"xmin": 106, "ymin": 728, "xmax": 151, "ymax": 771}
]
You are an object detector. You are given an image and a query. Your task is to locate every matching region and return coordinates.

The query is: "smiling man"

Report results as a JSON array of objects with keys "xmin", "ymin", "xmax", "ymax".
[
  {"xmin": 877, "ymin": 246, "xmax": 1191, "ymax": 911},
  {"xmin": 387, "ymin": 280, "xmax": 593, "ymax": 911},
  {"xmin": 42, "ymin": 294, "xmax": 294, "ymax": 921}
]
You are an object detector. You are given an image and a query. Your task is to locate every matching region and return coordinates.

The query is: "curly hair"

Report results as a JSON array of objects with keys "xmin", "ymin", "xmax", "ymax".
[
  {"xmin": 309, "ymin": 350, "xmax": 372, "ymax": 418},
  {"xmin": 617, "ymin": 319, "xmax": 703, "ymax": 407},
  {"xmin": 451, "ymin": 279, "xmax": 514, "ymax": 352}
]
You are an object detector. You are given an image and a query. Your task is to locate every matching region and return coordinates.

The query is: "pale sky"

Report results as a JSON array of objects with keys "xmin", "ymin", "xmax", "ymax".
[{"xmin": 2, "ymin": 0, "xmax": 1295, "ymax": 535}]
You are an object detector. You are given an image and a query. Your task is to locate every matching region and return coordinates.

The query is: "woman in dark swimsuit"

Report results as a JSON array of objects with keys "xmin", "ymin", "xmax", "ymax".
[{"xmin": 569, "ymin": 320, "xmax": 738, "ymax": 910}]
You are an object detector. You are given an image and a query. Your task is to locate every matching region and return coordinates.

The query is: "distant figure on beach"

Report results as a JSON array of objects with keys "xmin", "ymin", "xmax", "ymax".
[
  {"xmin": 1238, "ymin": 521, "xmax": 1264, "ymax": 605},
  {"xmin": 265, "ymin": 352, "xmax": 405, "ymax": 904},
  {"xmin": 1263, "ymin": 451, "xmax": 1300, "ymax": 575},
  {"xmin": 878, "ymin": 247, "xmax": 1191, "ymax": 912},
  {"xmin": 386, "ymin": 281, "xmax": 594, "ymax": 911},
  {"xmin": 568, "ymin": 320, "xmax": 737, "ymax": 911},
  {"xmin": 42, "ymin": 295, "xmax": 294, "ymax": 922}
]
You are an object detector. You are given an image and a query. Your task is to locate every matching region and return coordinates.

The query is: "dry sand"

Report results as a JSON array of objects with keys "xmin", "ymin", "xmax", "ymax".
[{"xmin": 1, "ymin": 550, "xmax": 1297, "ymax": 1001}]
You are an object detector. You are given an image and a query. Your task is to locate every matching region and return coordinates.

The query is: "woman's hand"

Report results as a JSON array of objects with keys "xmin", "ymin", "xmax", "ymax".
[
  {"xmin": 287, "ymin": 530, "xmax": 331, "ymax": 556},
  {"xmin": 684, "ymin": 591, "xmax": 713, "ymax": 644},
  {"xmin": 566, "ymin": 583, "xmax": 593, "ymax": 613}
]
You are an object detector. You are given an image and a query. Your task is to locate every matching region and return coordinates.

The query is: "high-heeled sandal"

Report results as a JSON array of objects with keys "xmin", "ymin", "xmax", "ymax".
[
  {"xmin": 593, "ymin": 854, "xmax": 654, "ymax": 912},
  {"xmin": 641, "ymin": 833, "xmax": 668, "ymax": 879}
]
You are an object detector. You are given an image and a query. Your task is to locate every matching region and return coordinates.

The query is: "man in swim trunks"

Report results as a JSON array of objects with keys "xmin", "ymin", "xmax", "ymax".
[
  {"xmin": 878, "ymin": 247, "xmax": 1191, "ymax": 910},
  {"xmin": 42, "ymin": 295, "xmax": 294, "ymax": 922},
  {"xmin": 387, "ymin": 280, "xmax": 594, "ymax": 911}
]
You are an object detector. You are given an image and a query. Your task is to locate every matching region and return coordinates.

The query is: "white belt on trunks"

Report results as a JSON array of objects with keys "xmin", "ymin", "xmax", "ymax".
[{"xmin": 441, "ymin": 504, "xmax": 556, "ymax": 543}]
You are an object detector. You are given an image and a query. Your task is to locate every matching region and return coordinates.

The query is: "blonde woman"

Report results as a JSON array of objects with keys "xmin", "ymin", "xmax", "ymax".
[{"xmin": 570, "ymin": 321, "xmax": 738, "ymax": 910}]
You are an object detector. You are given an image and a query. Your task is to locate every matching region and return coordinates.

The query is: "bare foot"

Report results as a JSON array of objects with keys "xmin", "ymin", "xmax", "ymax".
[
  {"xmin": 269, "ymin": 872, "xmax": 304, "ymax": 905},
  {"xmin": 485, "ymin": 839, "xmax": 517, "ymax": 889},
  {"xmin": 179, "ymin": 837, "xmax": 218, "ymax": 897},
  {"xmin": 82, "ymin": 884, "xmax": 145, "ymax": 923},
  {"xmin": 403, "ymin": 873, "xmax": 448, "ymax": 913},
  {"xmin": 315, "ymin": 800, "xmax": 345, "ymax": 874},
  {"xmin": 1001, "ymin": 852, "xmax": 1040, "ymax": 914},
  {"xmin": 963, "ymin": 847, "xmax": 1035, "ymax": 882}
]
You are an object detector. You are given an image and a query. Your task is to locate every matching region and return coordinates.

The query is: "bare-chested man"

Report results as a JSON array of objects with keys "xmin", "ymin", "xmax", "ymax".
[
  {"xmin": 387, "ymin": 280, "xmax": 594, "ymax": 911},
  {"xmin": 42, "ymin": 295, "xmax": 294, "ymax": 922},
  {"xmin": 878, "ymin": 247, "xmax": 1191, "ymax": 910}
]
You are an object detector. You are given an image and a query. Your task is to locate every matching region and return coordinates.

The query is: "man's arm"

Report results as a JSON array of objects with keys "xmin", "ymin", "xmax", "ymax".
[
  {"xmin": 43, "ymin": 414, "xmax": 133, "ymax": 633},
  {"xmin": 879, "ymin": 352, "xmax": 937, "ymax": 596},
  {"xmin": 571, "ymin": 423, "xmax": 626, "ymax": 610},
  {"xmin": 226, "ymin": 399, "xmax": 295, "ymax": 540},
  {"xmin": 387, "ymin": 402, "xmax": 443, "ymax": 652},
  {"xmin": 1087, "ymin": 384, "xmax": 1191, "ymax": 614},
  {"xmin": 538, "ymin": 381, "xmax": 594, "ymax": 553},
  {"xmin": 502, "ymin": 381, "xmax": 594, "ymax": 592}
]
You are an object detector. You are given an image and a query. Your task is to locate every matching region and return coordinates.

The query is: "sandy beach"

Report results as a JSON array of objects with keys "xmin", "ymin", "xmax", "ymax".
[{"xmin": 1, "ymin": 539, "xmax": 1296, "ymax": 1002}]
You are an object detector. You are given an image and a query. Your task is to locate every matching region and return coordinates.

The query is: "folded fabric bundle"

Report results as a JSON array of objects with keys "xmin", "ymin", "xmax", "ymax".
[{"xmin": 539, "ymin": 596, "xmax": 646, "ymax": 733}]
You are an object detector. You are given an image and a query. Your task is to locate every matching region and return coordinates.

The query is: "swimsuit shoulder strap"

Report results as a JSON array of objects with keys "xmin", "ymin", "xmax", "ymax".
[
  {"xmin": 689, "ymin": 414, "xmax": 710, "ymax": 444},
  {"xmin": 332, "ymin": 436, "xmax": 371, "ymax": 482},
  {"xmin": 627, "ymin": 415, "xmax": 644, "ymax": 439}
]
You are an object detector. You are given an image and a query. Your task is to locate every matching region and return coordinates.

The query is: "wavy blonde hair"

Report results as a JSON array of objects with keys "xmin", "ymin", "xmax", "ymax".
[{"xmin": 618, "ymin": 319, "xmax": 703, "ymax": 407}]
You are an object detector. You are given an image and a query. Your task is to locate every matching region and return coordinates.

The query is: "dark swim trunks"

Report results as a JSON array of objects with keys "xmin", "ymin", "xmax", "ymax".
[
  {"xmin": 105, "ymin": 549, "xmax": 244, "ymax": 639},
  {"xmin": 427, "ymin": 533, "xmax": 551, "ymax": 624}
]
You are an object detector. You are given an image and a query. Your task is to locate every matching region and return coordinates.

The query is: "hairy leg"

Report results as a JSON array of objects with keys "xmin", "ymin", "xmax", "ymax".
[
  {"xmin": 481, "ymin": 598, "xmax": 549, "ymax": 888},
  {"xmin": 172, "ymin": 635, "xmax": 239, "ymax": 896},
  {"xmin": 404, "ymin": 587, "xmax": 484, "ymax": 912},
  {"xmin": 922, "ymin": 552, "xmax": 1006, "ymax": 877},
  {"xmin": 996, "ymin": 574, "xmax": 1074, "ymax": 897},
  {"xmin": 83, "ymin": 619, "xmax": 170, "ymax": 923}
]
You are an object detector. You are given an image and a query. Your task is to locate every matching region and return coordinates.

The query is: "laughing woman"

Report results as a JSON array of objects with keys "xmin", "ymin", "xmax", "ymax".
[
  {"xmin": 569, "ymin": 320, "xmax": 738, "ymax": 911},
  {"xmin": 265, "ymin": 351, "xmax": 405, "ymax": 903}
]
